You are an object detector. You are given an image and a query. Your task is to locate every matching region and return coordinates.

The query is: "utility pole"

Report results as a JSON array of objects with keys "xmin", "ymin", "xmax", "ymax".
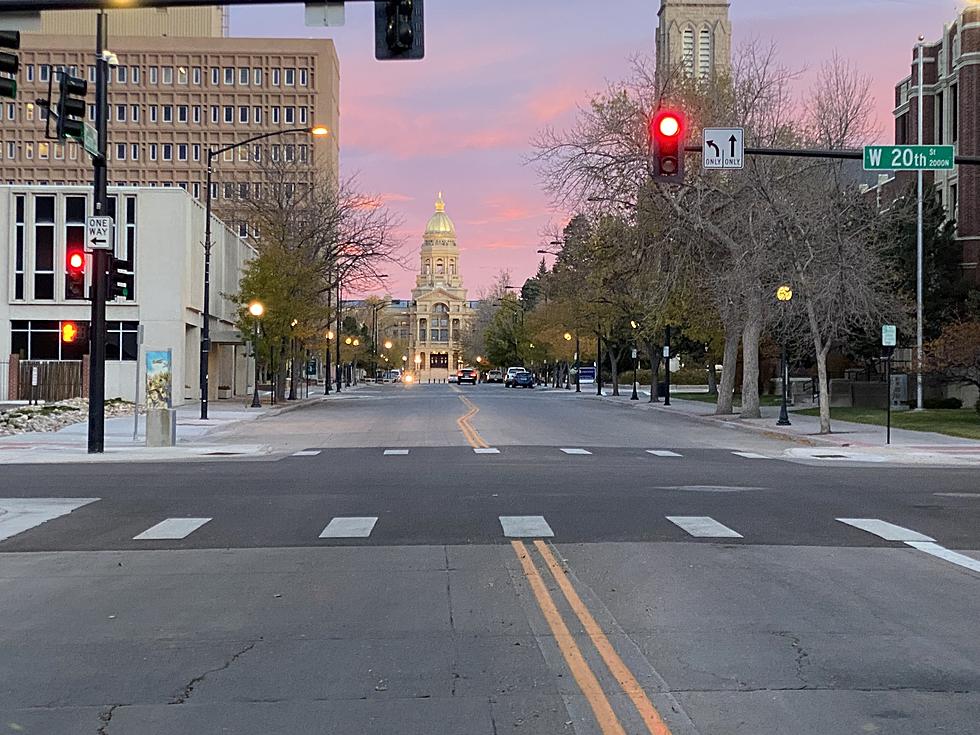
[
  {"xmin": 915, "ymin": 35, "xmax": 925, "ymax": 411},
  {"xmin": 87, "ymin": 11, "xmax": 109, "ymax": 454}
]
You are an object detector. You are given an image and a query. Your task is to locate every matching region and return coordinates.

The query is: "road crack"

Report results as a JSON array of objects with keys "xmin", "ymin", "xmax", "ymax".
[
  {"xmin": 773, "ymin": 631, "xmax": 810, "ymax": 687},
  {"xmin": 169, "ymin": 640, "xmax": 259, "ymax": 705},
  {"xmin": 96, "ymin": 704, "xmax": 119, "ymax": 735}
]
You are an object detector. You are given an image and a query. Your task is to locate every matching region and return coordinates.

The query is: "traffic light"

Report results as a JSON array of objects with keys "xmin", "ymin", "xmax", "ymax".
[
  {"xmin": 108, "ymin": 256, "xmax": 132, "ymax": 300},
  {"xmin": 61, "ymin": 321, "xmax": 88, "ymax": 345},
  {"xmin": 649, "ymin": 108, "xmax": 686, "ymax": 184},
  {"xmin": 56, "ymin": 72, "xmax": 88, "ymax": 140},
  {"xmin": 0, "ymin": 30, "xmax": 19, "ymax": 100},
  {"xmin": 66, "ymin": 247, "xmax": 86, "ymax": 300},
  {"xmin": 375, "ymin": 0, "xmax": 424, "ymax": 60}
]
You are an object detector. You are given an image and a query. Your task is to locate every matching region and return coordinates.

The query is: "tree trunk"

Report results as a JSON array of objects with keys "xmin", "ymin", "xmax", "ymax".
[
  {"xmin": 646, "ymin": 340, "xmax": 661, "ymax": 403},
  {"xmin": 706, "ymin": 356, "xmax": 718, "ymax": 395},
  {"xmin": 608, "ymin": 346, "xmax": 620, "ymax": 397},
  {"xmin": 740, "ymin": 299, "xmax": 763, "ymax": 419},
  {"xmin": 815, "ymin": 344, "xmax": 832, "ymax": 434},
  {"xmin": 716, "ymin": 325, "xmax": 740, "ymax": 415}
]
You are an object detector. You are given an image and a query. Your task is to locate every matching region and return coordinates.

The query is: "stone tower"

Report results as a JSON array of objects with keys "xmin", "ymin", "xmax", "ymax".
[{"xmin": 656, "ymin": 0, "xmax": 732, "ymax": 81}]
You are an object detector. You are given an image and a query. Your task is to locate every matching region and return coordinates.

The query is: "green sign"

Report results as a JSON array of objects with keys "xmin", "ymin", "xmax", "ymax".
[{"xmin": 864, "ymin": 145, "xmax": 955, "ymax": 171}]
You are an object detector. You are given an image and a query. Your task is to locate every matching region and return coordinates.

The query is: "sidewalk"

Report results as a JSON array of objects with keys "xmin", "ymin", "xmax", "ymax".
[
  {"xmin": 564, "ymin": 386, "xmax": 980, "ymax": 466},
  {"xmin": 0, "ymin": 383, "xmax": 367, "ymax": 464}
]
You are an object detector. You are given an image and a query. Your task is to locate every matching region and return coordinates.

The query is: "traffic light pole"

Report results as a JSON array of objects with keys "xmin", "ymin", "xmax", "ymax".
[{"xmin": 87, "ymin": 10, "xmax": 109, "ymax": 454}]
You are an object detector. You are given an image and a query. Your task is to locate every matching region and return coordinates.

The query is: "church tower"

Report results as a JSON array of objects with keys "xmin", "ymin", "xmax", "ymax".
[
  {"xmin": 408, "ymin": 194, "xmax": 474, "ymax": 382},
  {"xmin": 656, "ymin": 0, "xmax": 732, "ymax": 81}
]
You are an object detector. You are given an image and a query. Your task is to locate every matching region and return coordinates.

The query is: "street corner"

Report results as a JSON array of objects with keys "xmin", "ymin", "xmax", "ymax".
[{"xmin": 783, "ymin": 445, "xmax": 980, "ymax": 466}]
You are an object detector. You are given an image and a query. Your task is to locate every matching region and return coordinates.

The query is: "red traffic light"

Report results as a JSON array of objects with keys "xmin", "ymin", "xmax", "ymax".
[
  {"xmin": 651, "ymin": 109, "xmax": 685, "ymax": 142},
  {"xmin": 61, "ymin": 322, "xmax": 79, "ymax": 343},
  {"xmin": 649, "ymin": 108, "xmax": 687, "ymax": 184},
  {"xmin": 67, "ymin": 250, "xmax": 84, "ymax": 272}
]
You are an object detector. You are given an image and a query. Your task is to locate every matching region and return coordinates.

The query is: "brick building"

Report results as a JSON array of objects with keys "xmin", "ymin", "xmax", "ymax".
[{"xmin": 893, "ymin": 4, "xmax": 980, "ymax": 284}]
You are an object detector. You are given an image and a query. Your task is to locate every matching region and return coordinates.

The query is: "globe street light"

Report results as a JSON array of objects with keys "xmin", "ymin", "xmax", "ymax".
[
  {"xmin": 630, "ymin": 320, "xmax": 640, "ymax": 401},
  {"xmin": 414, "ymin": 354, "xmax": 422, "ymax": 381},
  {"xmin": 776, "ymin": 285, "xmax": 793, "ymax": 426},
  {"xmin": 248, "ymin": 301, "xmax": 264, "ymax": 408}
]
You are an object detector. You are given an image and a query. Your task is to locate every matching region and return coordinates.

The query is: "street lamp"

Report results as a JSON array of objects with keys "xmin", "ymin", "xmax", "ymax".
[
  {"xmin": 414, "ymin": 353, "xmax": 422, "ymax": 381},
  {"xmin": 248, "ymin": 301, "xmax": 264, "ymax": 408},
  {"xmin": 384, "ymin": 340, "xmax": 393, "ymax": 350},
  {"xmin": 324, "ymin": 329, "xmax": 334, "ymax": 395},
  {"xmin": 776, "ymin": 285, "xmax": 793, "ymax": 426},
  {"xmin": 630, "ymin": 320, "xmax": 640, "ymax": 401},
  {"xmin": 200, "ymin": 125, "xmax": 330, "ymax": 419}
]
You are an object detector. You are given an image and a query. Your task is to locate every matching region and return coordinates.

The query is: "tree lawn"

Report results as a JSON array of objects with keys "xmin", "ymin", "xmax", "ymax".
[{"xmin": 795, "ymin": 407, "xmax": 980, "ymax": 441}]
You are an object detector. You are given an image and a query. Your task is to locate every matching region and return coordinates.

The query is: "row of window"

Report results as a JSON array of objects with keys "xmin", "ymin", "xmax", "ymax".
[
  {"xmin": 11, "ymin": 320, "xmax": 139, "ymax": 362},
  {"xmin": 25, "ymin": 63, "xmax": 310, "ymax": 89},
  {"xmin": 10, "ymin": 100, "xmax": 312, "ymax": 128},
  {"xmin": 1, "ymin": 140, "xmax": 310, "ymax": 165}
]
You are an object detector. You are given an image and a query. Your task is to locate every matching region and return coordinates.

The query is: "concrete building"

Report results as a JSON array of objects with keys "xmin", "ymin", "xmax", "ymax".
[
  {"xmin": 0, "ymin": 16, "xmax": 340, "ymax": 238},
  {"xmin": 656, "ymin": 0, "xmax": 731, "ymax": 81},
  {"xmin": 892, "ymin": 3, "xmax": 980, "ymax": 284},
  {"xmin": 1, "ymin": 185, "xmax": 255, "ymax": 405}
]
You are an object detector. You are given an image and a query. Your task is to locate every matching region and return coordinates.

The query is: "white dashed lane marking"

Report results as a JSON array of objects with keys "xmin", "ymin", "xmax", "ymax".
[
  {"xmin": 134, "ymin": 518, "xmax": 212, "ymax": 540},
  {"xmin": 292, "ymin": 450, "xmax": 321, "ymax": 457},
  {"xmin": 499, "ymin": 516, "xmax": 555, "ymax": 538},
  {"xmin": 666, "ymin": 516, "xmax": 743, "ymax": 538},
  {"xmin": 731, "ymin": 451, "xmax": 770, "ymax": 459},
  {"xmin": 383, "ymin": 449, "xmax": 410, "ymax": 456},
  {"xmin": 319, "ymin": 517, "xmax": 379, "ymax": 538},
  {"xmin": 0, "ymin": 498, "xmax": 100, "ymax": 542},
  {"xmin": 474, "ymin": 448, "xmax": 501, "ymax": 454},
  {"xmin": 647, "ymin": 450, "xmax": 682, "ymax": 457},
  {"xmin": 560, "ymin": 448, "xmax": 592, "ymax": 455}
]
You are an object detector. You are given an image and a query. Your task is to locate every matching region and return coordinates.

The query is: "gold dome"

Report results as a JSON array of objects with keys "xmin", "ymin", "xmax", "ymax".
[{"xmin": 424, "ymin": 192, "xmax": 456, "ymax": 236}]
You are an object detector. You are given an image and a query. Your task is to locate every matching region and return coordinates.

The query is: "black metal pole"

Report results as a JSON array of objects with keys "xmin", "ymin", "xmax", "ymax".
[
  {"xmin": 200, "ymin": 152, "xmax": 214, "ymax": 419},
  {"xmin": 596, "ymin": 325, "xmax": 602, "ymax": 396},
  {"xmin": 87, "ymin": 11, "xmax": 109, "ymax": 454},
  {"xmin": 886, "ymin": 356, "xmax": 892, "ymax": 445},
  {"xmin": 663, "ymin": 326, "xmax": 671, "ymax": 407},
  {"xmin": 631, "ymin": 348, "xmax": 639, "ymax": 400},
  {"xmin": 288, "ymin": 334, "xmax": 296, "ymax": 400},
  {"xmin": 575, "ymin": 334, "xmax": 581, "ymax": 393},
  {"xmin": 335, "ymin": 278, "xmax": 342, "ymax": 393},
  {"xmin": 777, "ymin": 342, "xmax": 791, "ymax": 425},
  {"xmin": 250, "ymin": 319, "xmax": 261, "ymax": 408}
]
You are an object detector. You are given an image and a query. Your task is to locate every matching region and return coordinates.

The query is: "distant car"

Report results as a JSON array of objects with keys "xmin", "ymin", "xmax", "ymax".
[
  {"xmin": 382, "ymin": 370, "xmax": 402, "ymax": 383},
  {"xmin": 457, "ymin": 367, "xmax": 478, "ymax": 385},
  {"xmin": 512, "ymin": 371, "xmax": 535, "ymax": 389},
  {"xmin": 486, "ymin": 369, "xmax": 503, "ymax": 384},
  {"xmin": 448, "ymin": 374, "xmax": 458, "ymax": 383},
  {"xmin": 504, "ymin": 367, "xmax": 525, "ymax": 387}
]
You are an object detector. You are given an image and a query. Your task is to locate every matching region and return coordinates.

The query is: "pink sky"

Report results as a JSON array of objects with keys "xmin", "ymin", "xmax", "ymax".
[{"xmin": 231, "ymin": 0, "xmax": 967, "ymax": 298}]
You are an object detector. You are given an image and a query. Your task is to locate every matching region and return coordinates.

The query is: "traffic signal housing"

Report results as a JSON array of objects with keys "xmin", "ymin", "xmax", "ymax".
[
  {"xmin": 56, "ymin": 72, "xmax": 88, "ymax": 140},
  {"xmin": 109, "ymin": 256, "xmax": 132, "ymax": 300},
  {"xmin": 66, "ymin": 247, "xmax": 87, "ymax": 300},
  {"xmin": 0, "ymin": 30, "xmax": 19, "ymax": 100},
  {"xmin": 375, "ymin": 0, "xmax": 424, "ymax": 60},
  {"xmin": 649, "ymin": 109, "xmax": 686, "ymax": 184},
  {"xmin": 61, "ymin": 321, "xmax": 89, "ymax": 345}
]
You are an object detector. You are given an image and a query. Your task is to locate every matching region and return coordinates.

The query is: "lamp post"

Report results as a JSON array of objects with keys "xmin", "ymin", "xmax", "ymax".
[
  {"xmin": 630, "ymin": 321, "xmax": 640, "ymax": 401},
  {"xmin": 663, "ymin": 326, "xmax": 672, "ymax": 407},
  {"xmin": 288, "ymin": 318, "xmax": 298, "ymax": 400},
  {"xmin": 776, "ymin": 285, "xmax": 793, "ymax": 426},
  {"xmin": 200, "ymin": 125, "xmax": 329, "ymax": 419},
  {"xmin": 414, "ymin": 353, "xmax": 422, "ymax": 381},
  {"xmin": 248, "ymin": 301, "xmax": 264, "ymax": 408},
  {"xmin": 324, "ymin": 329, "xmax": 333, "ymax": 395},
  {"xmin": 563, "ymin": 332, "xmax": 573, "ymax": 390}
]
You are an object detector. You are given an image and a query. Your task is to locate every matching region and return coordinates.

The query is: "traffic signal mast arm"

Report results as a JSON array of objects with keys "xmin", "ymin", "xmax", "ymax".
[{"xmin": 683, "ymin": 144, "xmax": 980, "ymax": 167}]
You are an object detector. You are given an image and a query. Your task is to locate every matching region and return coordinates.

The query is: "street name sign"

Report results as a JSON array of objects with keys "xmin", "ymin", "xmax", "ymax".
[
  {"xmin": 703, "ymin": 127, "xmax": 744, "ymax": 169},
  {"xmin": 86, "ymin": 216, "xmax": 113, "ymax": 251},
  {"xmin": 864, "ymin": 145, "xmax": 955, "ymax": 171}
]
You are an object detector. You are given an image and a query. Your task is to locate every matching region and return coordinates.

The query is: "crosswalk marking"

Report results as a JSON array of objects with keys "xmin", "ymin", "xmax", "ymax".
[
  {"xmin": 666, "ymin": 516, "xmax": 743, "ymax": 538},
  {"xmin": 383, "ymin": 449, "xmax": 410, "ymax": 456},
  {"xmin": 906, "ymin": 541, "xmax": 980, "ymax": 573},
  {"xmin": 647, "ymin": 450, "xmax": 682, "ymax": 457},
  {"xmin": 560, "ymin": 448, "xmax": 592, "ymax": 455},
  {"xmin": 0, "ymin": 498, "xmax": 99, "ymax": 542},
  {"xmin": 474, "ymin": 448, "xmax": 501, "ymax": 454},
  {"xmin": 500, "ymin": 515, "xmax": 554, "ymax": 538},
  {"xmin": 836, "ymin": 518, "xmax": 935, "ymax": 542},
  {"xmin": 292, "ymin": 450, "xmax": 321, "ymax": 457},
  {"xmin": 133, "ymin": 517, "xmax": 212, "ymax": 540},
  {"xmin": 731, "ymin": 451, "xmax": 769, "ymax": 459},
  {"xmin": 319, "ymin": 516, "xmax": 378, "ymax": 538}
]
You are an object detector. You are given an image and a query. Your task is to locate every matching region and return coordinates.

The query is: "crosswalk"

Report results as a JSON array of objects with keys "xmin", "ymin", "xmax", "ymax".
[{"xmin": 290, "ymin": 447, "xmax": 779, "ymax": 460}]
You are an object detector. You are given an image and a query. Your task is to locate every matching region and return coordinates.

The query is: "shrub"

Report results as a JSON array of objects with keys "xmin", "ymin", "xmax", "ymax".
[{"xmin": 923, "ymin": 397, "xmax": 963, "ymax": 410}]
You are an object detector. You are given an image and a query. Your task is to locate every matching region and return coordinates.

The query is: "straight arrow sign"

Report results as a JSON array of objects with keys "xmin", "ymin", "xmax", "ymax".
[{"xmin": 702, "ymin": 127, "xmax": 744, "ymax": 169}]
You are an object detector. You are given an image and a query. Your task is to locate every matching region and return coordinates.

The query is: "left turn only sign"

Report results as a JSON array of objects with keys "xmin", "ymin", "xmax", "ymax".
[{"xmin": 86, "ymin": 216, "xmax": 113, "ymax": 251}]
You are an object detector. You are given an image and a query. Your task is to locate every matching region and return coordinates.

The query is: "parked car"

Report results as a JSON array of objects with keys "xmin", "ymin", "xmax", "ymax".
[
  {"xmin": 382, "ymin": 370, "xmax": 402, "ymax": 383},
  {"xmin": 486, "ymin": 369, "xmax": 503, "ymax": 384},
  {"xmin": 504, "ymin": 367, "xmax": 525, "ymax": 387},
  {"xmin": 448, "ymin": 374, "xmax": 458, "ymax": 383},
  {"xmin": 457, "ymin": 367, "xmax": 478, "ymax": 385},
  {"xmin": 512, "ymin": 370, "xmax": 535, "ymax": 389}
]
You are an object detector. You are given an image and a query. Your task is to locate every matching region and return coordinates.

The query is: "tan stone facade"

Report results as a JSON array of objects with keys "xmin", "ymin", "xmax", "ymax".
[
  {"xmin": 656, "ymin": 0, "xmax": 731, "ymax": 81},
  {"xmin": 405, "ymin": 194, "xmax": 475, "ymax": 382},
  {"xmin": 0, "ymin": 33, "xmax": 340, "ymax": 238},
  {"xmin": 40, "ymin": 7, "xmax": 226, "ymax": 38}
]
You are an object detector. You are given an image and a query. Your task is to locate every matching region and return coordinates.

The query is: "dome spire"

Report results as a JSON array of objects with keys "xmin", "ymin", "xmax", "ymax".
[{"xmin": 435, "ymin": 191, "xmax": 445, "ymax": 212}]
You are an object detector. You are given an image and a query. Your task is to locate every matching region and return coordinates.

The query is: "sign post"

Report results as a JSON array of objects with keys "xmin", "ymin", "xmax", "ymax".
[{"xmin": 882, "ymin": 325, "xmax": 897, "ymax": 445}]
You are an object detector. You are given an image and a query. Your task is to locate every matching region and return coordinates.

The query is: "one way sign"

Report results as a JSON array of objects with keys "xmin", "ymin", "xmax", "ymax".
[
  {"xmin": 86, "ymin": 216, "xmax": 113, "ymax": 251},
  {"xmin": 703, "ymin": 127, "xmax": 744, "ymax": 170}
]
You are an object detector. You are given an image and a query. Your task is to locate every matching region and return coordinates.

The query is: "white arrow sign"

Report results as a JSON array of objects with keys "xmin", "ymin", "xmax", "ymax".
[
  {"xmin": 86, "ymin": 216, "xmax": 113, "ymax": 251},
  {"xmin": 703, "ymin": 127, "xmax": 744, "ymax": 170}
]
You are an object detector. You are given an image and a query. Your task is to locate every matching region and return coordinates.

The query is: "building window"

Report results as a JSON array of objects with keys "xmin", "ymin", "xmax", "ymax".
[
  {"xmin": 163, "ymin": 105, "xmax": 173, "ymax": 123},
  {"xmin": 116, "ymin": 104, "xmax": 126, "ymax": 122},
  {"xmin": 162, "ymin": 143, "xmax": 173, "ymax": 161},
  {"xmin": 131, "ymin": 66, "xmax": 140, "ymax": 84},
  {"xmin": 272, "ymin": 107, "xmax": 280, "ymax": 124},
  {"xmin": 224, "ymin": 106, "xmax": 233, "ymax": 124},
  {"xmin": 192, "ymin": 182, "xmax": 201, "ymax": 199},
  {"xmin": 224, "ymin": 183, "xmax": 234, "ymax": 199},
  {"xmin": 33, "ymin": 195, "xmax": 55, "ymax": 300},
  {"xmin": 178, "ymin": 143, "xmax": 188, "ymax": 161},
  {"xmin": 88, "ymin": 65, "xmax": 96, "ymax": 83},
  {"xmin": 300, "ymin": 68, "xmax": 308, "ymax": 86},
  {"xmin": 285, "ymin": 144, "xmax": 295, "ymax": 162},
  {"xmin": 211, "ymin": 105, "xmax": 219, "ymax": 123},
  {"xmin": 38, "ymin": 142, "xmax": 49, "ymax": 159},
  {"xmin": 239, "ymin": 67, "xmax": 249, "ymax": 85},
  {"xmin": 114, "ymin": 196, "xmax": 137, "ymax": 302},
  {"xmin": 682, "ymin": 27, "xmax": 695, "ymax": 74},
  {"xmin": 211, "ymin": 67, "xmax": 219, "ymax": 86},
  {"xmin": 25, "ymin": 142, "xmax": 33, "ymax": 160},
  {"xmin": 284, "ymin": 106, "xmax": 295, "ymax": 124},
  {"xmin": 193, "ymin": 67, "xmax": 202, "ymax": 85},
  {"xmin": 431, "ymin": 304, "xmax": 449, "ymax": 342},
  {"xmin": 149, "ymin": 105, "xmax": 158, "ymax": 123},
  {"xmin": 224, "ymin": 67, "xmax": 234, "ymax": 85},
  {"xmin": 149, "ymin": 66, "xmax": 158, "ymax": 84},
  {"xmin": 162, "ymin": 67, "xmax": 173, "ymax": 84},
  {"xmin": 149, "ymin": 143, "xmax": 158, "ymax": 161},
  {"xmin": 178, "ymin": 105, "xmax": 188, "ymax": 123},
  {"xmin": 117, "ymin": 66, "xmax": 127, "ymax": 84},
  {"xmin": 54, "ymin": 143, "xmax": 64, "ymax": 160},
  {"xmin": 116, "ymin": 143, "xmax": 126, "ymax": 161},
  {"xmin": 193, "ymin": 105, "xmax": 201, "ymax": 123},
  {"xmin": 239, "ymin": 105, "xmax": 249, "ymax": 124},
  {"xmin": 418, "ymin": 319, "xmax": 427, "ymax": 342},
  {"xmin": 88, "ymin": 104, "xmax": 96, "ymax": 121},
  {"xmin": 177, "ymin": 66, "xmax": 188, "ymax": 85},
  {"xmin": 238, "ymin": 146, "xmax": 248, "ymax": 162},
  {"xmin": 192, "ymin": 144, "xmax": 201, "ymax": 161},
  {"xmin": 253, "ymin": 106, "xmax": 262, "ymax": 124},
  {"xmin": 252, "ymin": 144, "xmax": 261, "ymax": 161},
  {"xmin": 430, "ymin": 353, "xmax": 449, "ymax": 369},
  {"xmin": 40, "ymin": 64, "xmax": 50, "ymax": 82},
  {"xmin": 284, "ymin": 68, "xmax": 295, "ymax": 86},
  {"xmin": 698, "ymin": 27, "xmax": 712, "ymax": 78},
  {"xmin": 253, "ymin": 68, "xmax": 263, "ymax": 86},
  {"xmin": 951, "ymin": 84, "xmax": 958, "ymax": 144},
  {"xmin": 11, "ymin": 320, "xmax": 90, "ymax": 360},
  {"xmin": 131, "ymin": 144, "xmax": 139, "ymax": 160},
  {"xmin": 272, "ymin": 68, "xmax": 281, "ymax": 86},
  {"xmin": 106, "ymin": 321, "xmax": 139, "ymax": 360},
  {"xmin": 131, "ymin": 104, "xmax": 140, "ymax": 121},
  {"xmin": 64, "ymin": 196, "xmax": 87, "ymax": 301},
  {"xmin": 14, "ymin": 195, "xmax": 25, "ymax": 300},
  {"xmin": 299, "ymin": 107, "xmax": 308, "ymax": 124},
  {"xmin": 25, "ymin": 64, "xmax": 33, "ymax": 82}
]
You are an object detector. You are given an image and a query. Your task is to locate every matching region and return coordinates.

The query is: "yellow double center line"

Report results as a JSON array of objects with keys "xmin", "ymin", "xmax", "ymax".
[
  {"xmin": 512, "ymin": 540, "xmax": 673, "ymax": 735},
  {"xmin": 456, "ymin": 394, "xmax": 489, "ymax": 448}
]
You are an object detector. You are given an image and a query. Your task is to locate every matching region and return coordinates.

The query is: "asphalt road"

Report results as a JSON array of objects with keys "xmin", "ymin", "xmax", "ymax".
[{"xmin": 2, "ymin": 384, "xmax": 978, "ymax": 734}]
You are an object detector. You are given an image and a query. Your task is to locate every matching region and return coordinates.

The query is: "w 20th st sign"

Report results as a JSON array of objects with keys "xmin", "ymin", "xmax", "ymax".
[{"xmin": 864, "ymin": 145, "xmax": 955, "ymax": 172}]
